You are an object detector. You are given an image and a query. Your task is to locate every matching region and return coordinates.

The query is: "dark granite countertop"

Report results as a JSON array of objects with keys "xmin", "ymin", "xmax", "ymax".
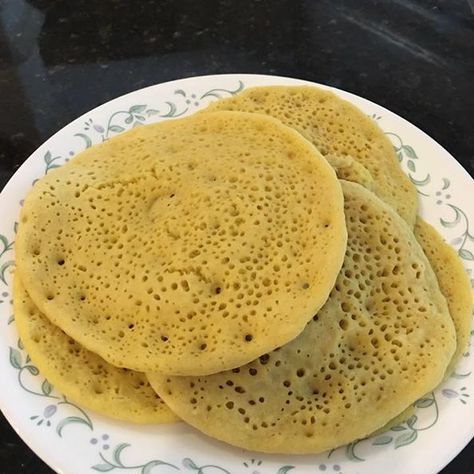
[{"xmin": 0, "ymin": 1, "xmax": 473, "ymax": 473}]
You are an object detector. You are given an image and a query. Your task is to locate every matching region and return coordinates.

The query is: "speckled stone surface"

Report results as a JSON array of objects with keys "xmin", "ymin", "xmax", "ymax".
[{"xmin": 0, "ymin": 0, "xmax": 473, "ymax": 472}]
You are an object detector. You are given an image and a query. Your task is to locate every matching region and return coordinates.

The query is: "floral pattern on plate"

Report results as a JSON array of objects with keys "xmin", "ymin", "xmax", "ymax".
[{"xmin": 0, "ymin": 74, "xmax": 472, "ymax": 474}]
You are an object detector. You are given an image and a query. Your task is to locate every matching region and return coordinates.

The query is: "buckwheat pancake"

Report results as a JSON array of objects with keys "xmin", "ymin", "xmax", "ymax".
[
  {"xmin": 13, "ymin": 275, "xmax": 177, "ymax": 424},
  {"xmin": 15, "ymin": 111, "xmax": 347, "ymax": 376},
  {"xmin": 375, "ymin": 218, "xmax": 473, "ymax": 434},
  {"xmin": 203, "ymin": 86, "xmax": 417, "ymax": 226},
  {"xmin": 415, "ymin": 217, "xmax": 473, "ymax": 374},
  {"xmin": 325, "ymin": 154, "xmax": 375, "ymax": 191},
  {"xmin": 147, "ymin": 181, "xmax": 455, "ymax": 454}
]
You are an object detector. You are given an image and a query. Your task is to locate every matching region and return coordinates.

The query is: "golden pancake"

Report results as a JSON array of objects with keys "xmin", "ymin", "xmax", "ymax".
[
  {"xmin": 15, "ymin": 111, "xmax": 347, "ymax": 375},
  {"xmin": 326, "ymin": 154, "xmax": 375, "ymax": 191},
  {"xmin": 147, "ymin": 181, "xmax": 455, "ymax": 454},
  {"xmin": 203, "ymin": 85, "xmax": 417, "ymax": 225},
  {"xmin": 13, "ymin": 275, "xmax": 177, "ymax": 423},
  {"xmin": 415, "ymin": 217, "xmax": 473, "ymax": 374}
]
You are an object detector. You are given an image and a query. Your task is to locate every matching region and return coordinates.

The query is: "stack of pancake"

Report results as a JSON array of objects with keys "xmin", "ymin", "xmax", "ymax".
[{"xmin": 13, "ymin": 86, "xmax": 472, "ymax": 453}]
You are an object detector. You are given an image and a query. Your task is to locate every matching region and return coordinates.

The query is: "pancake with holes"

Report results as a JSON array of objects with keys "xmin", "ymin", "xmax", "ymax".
[
  {"xmin": 13, "ymin": 275, "xmax": 177, "ymax": 423},
  {"xmin": 324, "ymin": 154, "xmax": 375, "ymax": 191},
  {"xmin": 147, "ymin": 181, "xmax": 455, "ymax": 454},
  {"xmin": 15, "ymin": 111, "xmax": 347, "ymax": 376},
  {"xmin": 415, "ymin": 217, "xmax": 473, "ymax": 375},
  {"xmin": 371, "ymin": 218, "xmax": 473, "ymax": 432},
  {"xmin": 203, "ymin": 86, "xmax": 417, "ymax": 226}
]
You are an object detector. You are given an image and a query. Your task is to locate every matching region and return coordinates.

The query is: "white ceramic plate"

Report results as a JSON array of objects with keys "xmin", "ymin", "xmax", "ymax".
[{"xmin": 0, "ymin": 74, "xmax": 473, "ymax": 474}]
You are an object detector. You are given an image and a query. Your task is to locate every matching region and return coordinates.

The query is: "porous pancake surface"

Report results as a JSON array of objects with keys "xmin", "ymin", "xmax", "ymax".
[
  {"xmin": 14, "ymin": 276, "xmax": 177, "ymax": 423},
  {"xmin": 415, "ymin": 217, "xmax": 473, "ymax": 374},
  {"xmin": 147, "ymin": 181, "xmax": 455, "ymax": 454},
  {"xmin": 15, "ymin": 111, "xmax": 346, "ymax": 375},
  {"xmin": 204, "ymin": 86, "xmax": 417, "ymax": 226}
]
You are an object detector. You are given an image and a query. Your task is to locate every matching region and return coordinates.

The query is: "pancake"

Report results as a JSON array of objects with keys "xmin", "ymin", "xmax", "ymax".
[
  {"xmin": 203, "ymin": 85, "xmax": 417, "ymax": 226},
  {"xmin": 13, "ymin": 275, "xmax": 177, "ymax": 424},
  {"xmin": 415, "ymin": 217, "xmax": 473, "ymax": 374},
  {"xmin": 15, "ymin": 111, "xmax": 347, "ymax": 376},
  {"xmin": 369, "ymin": 218, "xmax": 473, "ymax": 436},
  {"xmin": 147, "ymin": 181, "xmax": 455, "ymax": 454},
  {"xmin": 325, "ymin": 154, "xmax": 375, "ymax": 191}
]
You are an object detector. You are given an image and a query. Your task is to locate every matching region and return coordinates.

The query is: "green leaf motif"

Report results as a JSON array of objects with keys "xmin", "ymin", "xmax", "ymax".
[
  {"xmin": 407, "ymin": 160, "xmax": 416, "ymax": 172},
  {"xmin": 439, "ymin": 218, "xmax": 458, "ymax": 229},
  {"xmin": 74, "ymin": 133, "xmax": 92, "ymax": 148},
  {"xmin": 402, "ymin": 145, "xmax": 418, "ymax": 159},
  {"xmin": 459, "ymin": 249, "xmax": 474, "ymax": 261},
  {"xmin": 394, "ymin": 430, "xmax": 417, "ymax": 449},
  {"xmin": 25, "ymin": 365, "xmax": 39, "ymax": 375},
  {"xmin": 129, "ymin": 104, "xmax": 147, "ymax": 114},
  {"xmin": 9, "ymin": 347, "xmax": 22, "ymax": 369},
  {"xmin": 44, "ymin": 151, "xmax": 53, "ymax": 164},
  {"xmin": 440, "ymin": 207, "xmax": 461, "ymax": 228},
  {"xmin": 391, "ymin": 425, "xmax": 407, "ymax": 431},
  {"xmin": 14, "ymin": 222, "xmax": 18, "ymax": 234},
  {"xmin": 56, "ymin": 416, "xmax": 93, "ymax": 437},
  {"xmin": 277, "ymin": 466, "xmax": 295, "ymax": 474},
  {"xmin": 414, "ymin": 398, "xmax": 434, "ymax": 408},
  {"xmin": 409, "ymin": 174, "xmax": 430, "ymax": 186},
  {"xmin": 7, "ymin": 315, "xmax": 14, "ymax": 325},
  {"xmin": 18, "ymin": 338, "xmax": 24, "ymax": 350},
  {"xmin": 200, "ymin": 81, "xmax": 245, "ymax": 99},
  {"xmin": 451, "ymin": 371, "xmax": 472, "ymax": 379},
  {"xmin": 372, "ymin": 435, "xmax": 393, "ymax": 446},
  {"xmin": 182, "ymin": 458, "xmax": 198, "ymax": 470},
  {"xmin": 0, "ymin": 260, "xmax": 15, "ymax": 284},
  {"xmin": 406, "ymin": 415, "xmax": 418, "ymax": 428},
  {"xmin": 46, "ymin": 164, "xmax": 61, "ymax": 172},
  {"xmin": 146, "ymin": 109, "xmax": 160, "ymax": 116},
  {"xmin": 92, "ymin": 464, "xmax": 115, "ymax": 472},
  {"xmin": 112, "ymin": 443, "xmax": 129, "ymax": 466},
  {"xmin": 109, "ymin": 125, "xmax": 125, "ymax": 133},
  {"xmin": 0, "ymin": 234, "xmax": 10, "ymax": 252},
  {"xmin": 125, "ymin": 115, "xmax": 133, "ymax": 124},
  {"xmin": 396, "ymin": 151, "xmax": 402, "ymax": 162},
  {"xmin": 174, "ymin": 89, "xmax": 187, "ymax": 97},
  {"xmin": 345, "ymin": 441, "xmax": 365, "ymax": 462},
  {"xmin": 442, "ymin": 178, "xmax": 450, "ymax": 190},
  {"xmin": 42, "ymin": 380, "xmax": 53, "ymax": 396},
  {"xmin": 161, "ymin": 102, "xmax": 178, "ymax": 118}
]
